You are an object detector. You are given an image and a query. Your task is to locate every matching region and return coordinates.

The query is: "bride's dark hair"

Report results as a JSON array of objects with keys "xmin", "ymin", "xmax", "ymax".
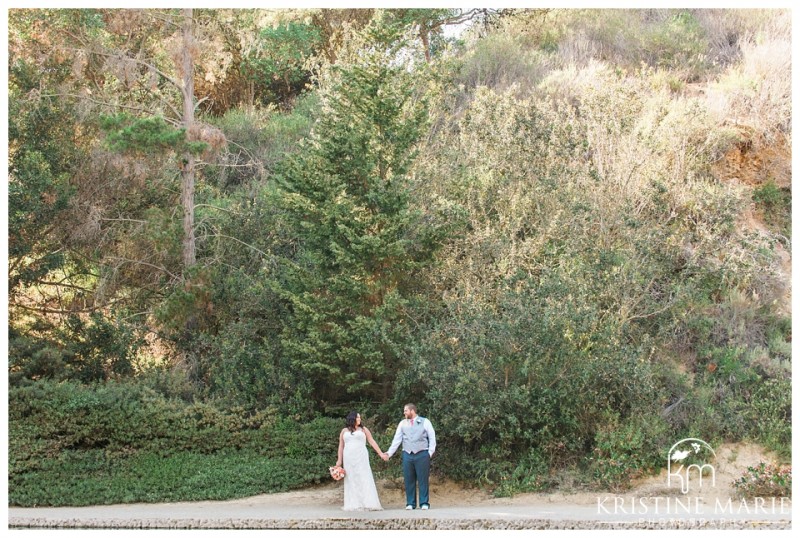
[{"xmin": 345, "ymin": 411, "xmax": 360, "ymax": 433}]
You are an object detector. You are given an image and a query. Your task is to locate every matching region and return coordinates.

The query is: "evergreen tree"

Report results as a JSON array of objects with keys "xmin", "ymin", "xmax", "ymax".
[{"xmin": 273, "ymin": 28, "xmax": 437, "ymax": 406}]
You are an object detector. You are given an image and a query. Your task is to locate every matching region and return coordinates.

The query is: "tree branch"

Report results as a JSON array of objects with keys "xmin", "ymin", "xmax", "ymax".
[
  {"xmin": 8, "ymin": 228, "xmax": 62, "ymax": 278},
  {"xmin": 132, "ymin": 78, "xmax": 183, "ymax": 119},
  {"xmin": 146, "ymin": 11, "xmax": 182, "ymax": 30},
  {"xmin": 32, "ymin": 279, "xmax": 95, "ymax": 292},
  {"xmin": 209, "ymin": 233, "xmax": 270, "ymax": 258},
  {"xmin": 11, "ymin": 298, "xmax": 126, "ymax": 315},
  {"xmin": 195, "ymin": 96, "xmax": 210, "ymax": 111},
  {"xmin": 39, "ymin": 93, "xmax": 182, "ymax": 127},
  {"xmin": 71, "ymin": 47, "xmax": 181, "ymax": 89},
  {"xmin": 442, "ymin": 8, "xmax": 485, "ymax": 27},
  {"xmin": 225, "ymin": 139, "xmax": 260, "ymax": 165},
  {"xmin": 194, "ymin": 204, "xmax": 237, "ymax": 214},
  {"xmin": 119, "ymin": 310, "xmax": 153, "ymax": 321},
  {"xmin": 106, "ymin": 256, "xmax": 181, "ymax": 281},
  {"xmin": 99, "ymin": 217, "xmax": 148, "ymax": 224}
]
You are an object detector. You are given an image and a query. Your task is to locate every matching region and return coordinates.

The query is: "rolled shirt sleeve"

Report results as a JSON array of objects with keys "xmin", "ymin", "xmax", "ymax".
[{"xmin": 425, "ymin": 419, "xmax": 436, "ymax": 457}]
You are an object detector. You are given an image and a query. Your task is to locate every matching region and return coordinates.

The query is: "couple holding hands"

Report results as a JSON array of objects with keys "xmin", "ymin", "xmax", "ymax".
[{"xmin": 335, "ymin": 404, "xmax": 436, "ymax": 511}]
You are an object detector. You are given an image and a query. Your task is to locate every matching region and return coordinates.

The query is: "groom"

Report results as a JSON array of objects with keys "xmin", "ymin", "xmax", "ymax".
[{"xmin": 385, "ymin": 403, "xmax": 436, "ymax": 510}]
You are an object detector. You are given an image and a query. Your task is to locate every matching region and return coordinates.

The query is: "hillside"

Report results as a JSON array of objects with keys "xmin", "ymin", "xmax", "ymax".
[{"xmin": 8, "ymin": 8, "xmax": 791, "ymax": 506}]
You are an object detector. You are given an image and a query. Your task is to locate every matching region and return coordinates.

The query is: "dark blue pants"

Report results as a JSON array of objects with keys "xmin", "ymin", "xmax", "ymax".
[{"xmin": 402, "ymin": 451, "xmax": 430, "ymax": 508}]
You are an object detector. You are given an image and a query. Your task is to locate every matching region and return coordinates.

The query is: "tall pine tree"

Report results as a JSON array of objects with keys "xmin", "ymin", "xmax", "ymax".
[{"xmin": 273, "ymin": 27, "xmax": 436, "ymax": 406}]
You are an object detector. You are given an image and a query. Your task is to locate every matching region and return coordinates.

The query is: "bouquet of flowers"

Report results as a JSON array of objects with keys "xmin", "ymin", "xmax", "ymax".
[{"xmin": 329, "ymin": 465, "xmax": 346, "ymax": 481}]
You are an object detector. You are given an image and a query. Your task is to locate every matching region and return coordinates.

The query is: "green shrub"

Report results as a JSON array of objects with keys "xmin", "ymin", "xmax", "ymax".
[
  {"xmin": 395, "ymin": 281, "xmax": 669, "ymax": 494},
  {"xmin": 9, "ymin": 313, "xmax": 143, "ymax": 385},
  {"xmin": 493, "ymin": 448, "xmax": 552, "ymax": 497},
  {"xmin": 242, "ymin": 22, "xmax": 322, "ymax": 105},
  {"xmin": 644, "ymin": 11, "xmax": 709, "ymax": 80},
  {"xmin": 511, "ymin": 9, "xmax": 711, "ymax": 79},
  {"xmin": 8, "ymin": 379, "xmax": 345, "ymax": 506},
  {"xmin": 752, "ymin": 180, "xmax": 791, "ymax": 238},
  {"xmin": 134, "ymin": 367, "xmax": 200, "ymax": 403},
  {"xmin": 732, "ymin": 462, "xmax": 791, "ymax": 499},
  {"xmin": 207, "ymin": 93, "xmax": 319, "ymax": 188},
  {"xmin": 744, "ymin": 377, "xmax": 792, "ymax": 457},
  {"xmin": 9, "ymin": 449, "xmax": 332, "ymax": 507},
  {"xmin": 457, "ymin": 32, "xmax": 549, "ymax": 93},
  {"xmin": 590, "ymin": 414, "xmax": 670, "ymax": 491}
]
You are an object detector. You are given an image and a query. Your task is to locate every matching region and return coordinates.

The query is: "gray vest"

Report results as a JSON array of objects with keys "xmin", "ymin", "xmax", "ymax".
[{"xmin": 401, "ymin": 417, "xmax": 429, "ymax": 454}]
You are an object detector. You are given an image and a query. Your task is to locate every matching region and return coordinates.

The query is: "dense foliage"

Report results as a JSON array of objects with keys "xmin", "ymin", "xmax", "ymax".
[
  {"xmin": 270, "ymin": 26, "xmax": 446, "ymax": 406},
  {"xmin": 8, "ymin": 379, "xmax": 351, "ymax": 505},
  {"xmin": 8, "ymin": 8, "xmax": 791, "ymax": 505}
]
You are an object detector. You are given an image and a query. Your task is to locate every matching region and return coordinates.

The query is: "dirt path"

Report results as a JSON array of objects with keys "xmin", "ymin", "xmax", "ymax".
[
  {"xmin": 7, "ymin": 488, "xmax": 791, "ymax": 530},
  {"xmin": 8, "ymin": 443, "xmax": 791, "ymax": 529}
]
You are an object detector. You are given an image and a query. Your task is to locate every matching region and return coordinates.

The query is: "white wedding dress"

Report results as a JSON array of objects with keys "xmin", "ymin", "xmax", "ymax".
[{"xmin": 342, "ymin": 429, "xmax": 382, "ymax": 511}]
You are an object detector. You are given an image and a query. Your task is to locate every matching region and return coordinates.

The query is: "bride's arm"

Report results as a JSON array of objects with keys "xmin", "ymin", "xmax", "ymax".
[
  {"xmin": 336, "ymin": 429, "xmax": 344, "ymax": 467},
  {"xmin": 363, "ymin": 427, "xmax": 383, "ymax": 455}
]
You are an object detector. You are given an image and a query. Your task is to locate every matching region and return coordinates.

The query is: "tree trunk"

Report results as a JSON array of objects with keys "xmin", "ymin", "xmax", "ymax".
[
  {"xmin": 180, "ymin": 8, "xmax": 196, "ymax": 269},
  {"xmin": 419, "ymin": 26, "xmax": 431, "ymax": 63}
]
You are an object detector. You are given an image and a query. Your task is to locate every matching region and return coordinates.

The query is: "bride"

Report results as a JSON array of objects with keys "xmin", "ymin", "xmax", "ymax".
[{"xmin": 335, "ymin": 411, "xmax": 386, "ymax": 511}]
